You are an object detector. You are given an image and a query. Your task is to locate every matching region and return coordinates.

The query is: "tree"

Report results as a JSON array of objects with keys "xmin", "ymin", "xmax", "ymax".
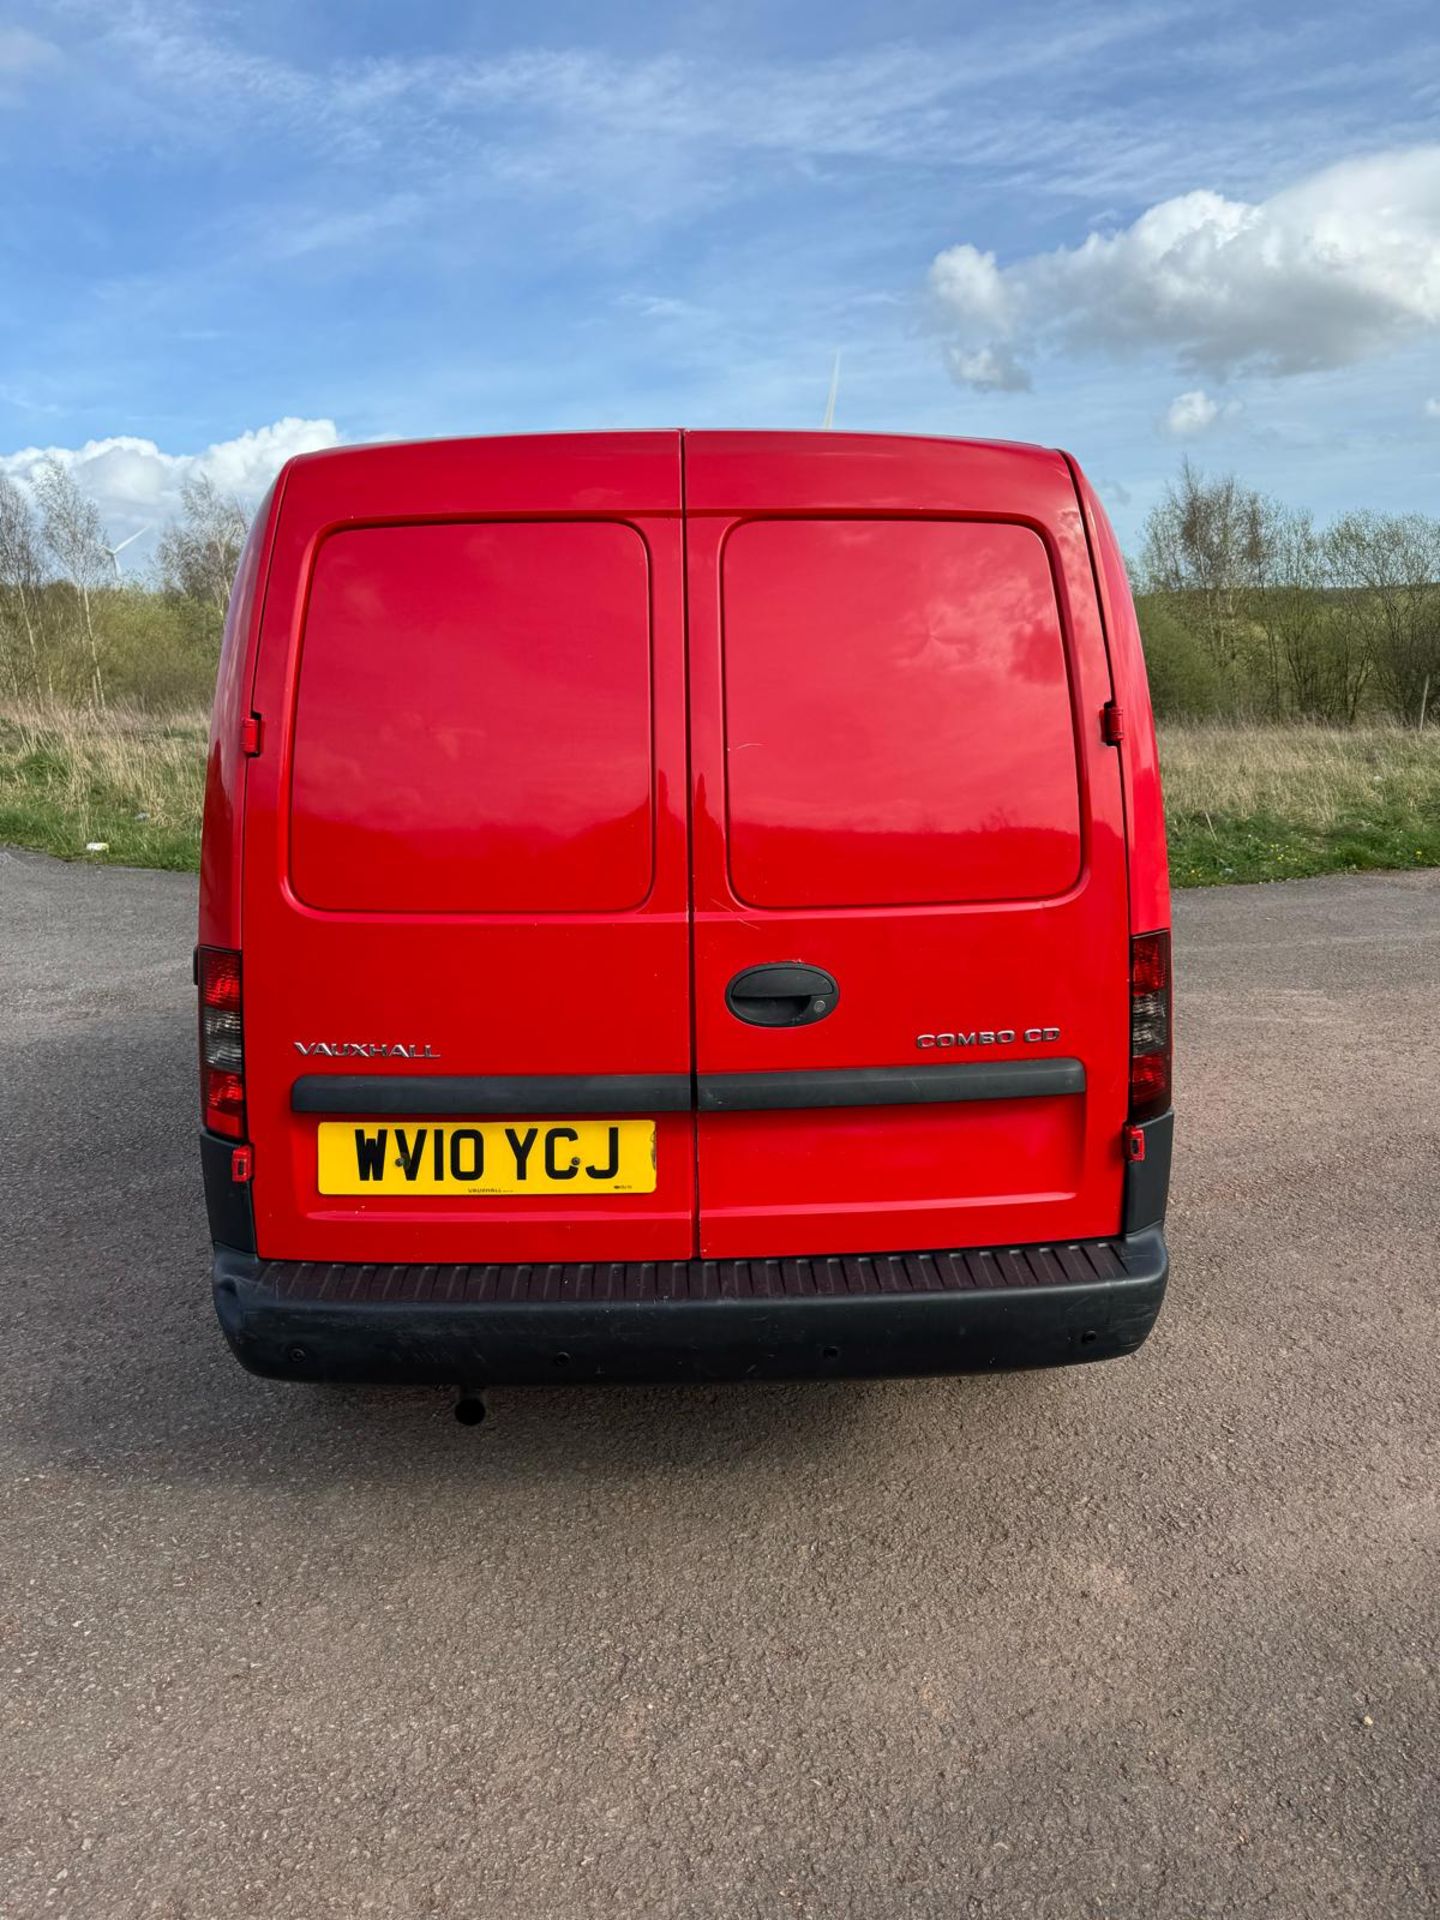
[
  {"xmin": 1137, "ymin": 460, "xmax": 1278, "ymax": 686},
  {"xmin": 155, "ymin": 476, "xmax": 249, "ymax": 631},
  {"xmin": 1326, "ymin": 512, "xmax": 1440, "ymax": 726},
  {"xmin": 34, "ymin": 459, "xmax": 111, "ymax": 706},
  {"xmin": 0, "ymin": 473, "xmax": 50, "ymax": 698},
  {"xmin": 1256, "ymin": 509, "xmax": 1370, "ymax": 723}
]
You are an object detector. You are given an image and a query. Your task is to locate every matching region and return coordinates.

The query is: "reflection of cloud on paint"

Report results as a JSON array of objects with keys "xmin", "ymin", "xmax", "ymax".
[
  {"xmin": 0, "ymin": 418, "xmax": 341, "ymax": 544},
  {"xmin": 898, "ymin": 543, "xmax": 1063, "ymax": 689},
  {"xmin": 1425, "ymin": 398, "xmax": 1440, "ymax": 420}
]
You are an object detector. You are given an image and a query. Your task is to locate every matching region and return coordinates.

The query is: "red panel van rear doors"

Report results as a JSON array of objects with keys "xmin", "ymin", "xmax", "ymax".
[
  {"xmin": 684, "ymin": 433, "xmax": 1129, "ymax": 1259},
  {"xmin": 241, "ymin": 435, "xmax": 693, "ymax": 1264}
]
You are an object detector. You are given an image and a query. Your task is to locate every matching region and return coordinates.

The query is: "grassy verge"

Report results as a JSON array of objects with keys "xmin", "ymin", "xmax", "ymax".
[
  {"xmin": 0, "ymin": 701, "xmax": 207, "ymax": 872},
  {"xmin": 2, "ymin": 704, "xmax": 1438, "ymax": 889},
  {"xmin": 1159, "ymin": 724, "xmax": 1440, "ymax": 885}
]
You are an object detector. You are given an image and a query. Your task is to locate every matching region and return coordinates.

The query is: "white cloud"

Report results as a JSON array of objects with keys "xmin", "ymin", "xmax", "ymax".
[
  {"xmin": 54, "ymin": 5, "xmax": 1408, "ymax": 254},
  {"xmin": 932, "ymin": 146, "xmax": 1440, "ymax": 388},
  {"xmin": 618, "ymin": 293, "xmax": 711, "ymax": 323},
  {"xmin": 930, "ymin": 246, "xmax": 1014, "ymax": 332},
  {"xmin": 1163, "ymin": 388, "xmax": 1242, "ymax": 436},
  {"xmin": 0, "ymin": 417, "xmax": 340, "ymax": 553},
  {"xmin": 0, "ymin": 25, "xmax": 59, "ymax": 74},
  {"xmin": 86, "ymin": 15, "xmax": 1179, "ymax": 174},
  {"xmin": 944, "ymin": 345, "xmax": 1032, "ymax": 392},
  {"xmin": 1165, "ymin": 390, "xmax": 1219, "ymax": 434},
  {"xmin": 0, "ymin": 24, "xmax": 60, "ymax": 100},
  {"xmin": 1425, "ymin": 397, "xmax": 1440, "ymax": 419}
]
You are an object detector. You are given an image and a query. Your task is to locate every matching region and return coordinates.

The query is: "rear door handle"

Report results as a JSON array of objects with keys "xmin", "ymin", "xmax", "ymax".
[{"xmin": 726, "ymin": 964, "xmax": 839, "ymax": 1028}]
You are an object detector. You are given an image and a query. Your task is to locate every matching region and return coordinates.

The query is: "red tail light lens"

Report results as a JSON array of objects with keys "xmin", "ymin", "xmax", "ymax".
[
  {"xmin": 1129, "ymin": 930, "xmax": 1172, "ymax": 1123},
  {"xmin": 199, "ymin": 946, "xmax": 245, "ymax": 1138}
]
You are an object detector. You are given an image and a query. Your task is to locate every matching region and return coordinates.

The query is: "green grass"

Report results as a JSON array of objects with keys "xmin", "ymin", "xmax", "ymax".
[
  {"xmin": 3, "ymin": 704, "xmax": 1438, "ymax": 889},
  {"xmin": 0, "ymin": 702, "xmax": 207, "ymax": 872},
  {"xmin": 1166, "ymin": 805, "xmax": 1440, "ymax": 886}
]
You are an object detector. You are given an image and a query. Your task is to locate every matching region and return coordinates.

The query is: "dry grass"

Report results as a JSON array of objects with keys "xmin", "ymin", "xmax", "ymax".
[
  {"xmin": 1158, "ymin": 722, "xmax": 1440, "ymax": 823},
  {"xmin": 0, "ymin": 699, "xmax": 209, "ymax": 870},
  {"xmin": 2, "ymin": 702, "xmax": 1438, "ymax": 886},
  {"xmin": 1159, "ymin": 722, "xmax": 1440, "ymax": 884}
]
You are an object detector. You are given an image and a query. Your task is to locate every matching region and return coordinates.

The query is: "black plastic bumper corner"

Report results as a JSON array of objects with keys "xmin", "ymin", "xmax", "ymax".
[
  {"xmin": 211, "ymin": 1229, "xmax": 1168, "ymax": 1387},
  {"xmin": 200, "ymin": 1129, "xmax": 254, "ymax": 1252}
]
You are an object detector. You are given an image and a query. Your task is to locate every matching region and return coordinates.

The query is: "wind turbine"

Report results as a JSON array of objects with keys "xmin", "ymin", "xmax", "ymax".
[
  {"xmin": 103, "ymin": 525, "xmax": 151, "ymax": 579},
  {"xmin": 822, "ymin": 351, "xmax": 841, "ymax": 429}
]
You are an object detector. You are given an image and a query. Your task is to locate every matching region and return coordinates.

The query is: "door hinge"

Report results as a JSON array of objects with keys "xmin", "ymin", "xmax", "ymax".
[
  {"xmin": 1101, "ymin": 702, "xmax": 1125, "ymax": 745},
  {"xmin": 241, "ymin": 713, "xmax": 263, "ymax": 756},
  {"xmin": 1123, "ymin": 1124, "xmax": 1146, "ymax": 1163}
]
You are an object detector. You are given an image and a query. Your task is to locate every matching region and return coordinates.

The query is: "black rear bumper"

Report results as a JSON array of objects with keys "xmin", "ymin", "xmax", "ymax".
[{"xmin": 211, "ymin": 1228, "xmax": 1167, "ymax": 1386}]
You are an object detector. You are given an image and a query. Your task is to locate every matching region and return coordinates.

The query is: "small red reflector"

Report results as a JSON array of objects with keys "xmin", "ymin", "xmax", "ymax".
[
  {"xmin": 231, "ymin": 1144, "xmax": 253, "ymax": 1184},
  {"xmin": 1123, "ymin": 1124, "xmax": 1147, "ymax": 1162},
  {"xmin": 203, "ymin": 1067, "xmax": 245, "ymax": 1137},
  {"xmin": 1130, "ymin": 1053, "xmax": 1169, "ymax": 1109}
]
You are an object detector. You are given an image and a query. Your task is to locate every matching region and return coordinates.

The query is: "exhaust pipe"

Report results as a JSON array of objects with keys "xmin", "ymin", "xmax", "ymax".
[{"xmin": 454, "ymin": 1388, "xmax": 488, "ymax": 1427}]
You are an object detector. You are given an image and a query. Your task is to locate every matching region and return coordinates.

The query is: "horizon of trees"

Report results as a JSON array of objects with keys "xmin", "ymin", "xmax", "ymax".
[
  {"xmin": 0, "ymin": 467, "xmax": 248, "ymax": 709},
  {"xmin": 1134, "ymin": 460, "xmax": 1439, "ymax": 727},
  {"xmin": 1, "ymin": 456, "xmax": 1437, "ymax": 726}
]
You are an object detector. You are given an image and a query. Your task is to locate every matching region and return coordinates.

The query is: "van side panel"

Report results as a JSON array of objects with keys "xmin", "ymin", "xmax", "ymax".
[
  {"xmin": 1068, "ymin": 459, "xmax": 1170, "ymax": 936},
  {"xmin": 198, "ymin": 478, "xmax": 281, "ymax": 950},
  {"xmin": 684, "ymin": 433, "xmax": 1130, "ymax": 1260},
  {"xmin": 239, "ymin": 435, "xmax": 695, "ymax": 1264}
]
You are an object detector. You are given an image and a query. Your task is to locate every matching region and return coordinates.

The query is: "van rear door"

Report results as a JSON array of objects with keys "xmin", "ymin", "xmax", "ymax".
[
  {"xmin": 240, "ymin": 434, "xmax": 694, "ymax": 1265},
  {"xmin": 683, "ymin": 433, "xmax": 1129, "ymax": 1259}
]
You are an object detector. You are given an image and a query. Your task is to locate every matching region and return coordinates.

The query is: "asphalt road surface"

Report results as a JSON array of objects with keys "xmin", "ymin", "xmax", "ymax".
[{"xmin": 2, "ymin": 846, "xmax": 1436, "ymax": 1920}]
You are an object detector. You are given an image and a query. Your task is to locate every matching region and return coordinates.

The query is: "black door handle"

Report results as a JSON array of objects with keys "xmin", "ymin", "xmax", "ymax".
[{"xmin": 726, "ymin": 964, "xmax": 839, "ymax": 1028}]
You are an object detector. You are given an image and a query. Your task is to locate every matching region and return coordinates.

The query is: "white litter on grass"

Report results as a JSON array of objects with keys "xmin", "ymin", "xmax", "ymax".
[{"xmin": 84, "ymin": 842, "xmax": 109, "ymax": 854}]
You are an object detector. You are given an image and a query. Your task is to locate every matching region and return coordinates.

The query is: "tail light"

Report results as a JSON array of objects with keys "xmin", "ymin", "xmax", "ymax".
[
  {"xmin": 1129, "ymin": 930, "xmax": 1172, "ymax": 1123},
  {"xmin": 199, "ymin": 946, "xmax": 246, "ymax": 1138}
]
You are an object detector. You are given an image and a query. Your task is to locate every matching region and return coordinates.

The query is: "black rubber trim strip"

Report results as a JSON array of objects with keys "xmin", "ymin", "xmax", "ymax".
[
  {"xmin": 291, "ymin": 1073, "xmax": 692, "ymax": 1115},
  {"xmin": 292, "ymin": 1059, "xmax": 1083, "ymax": 1116},
  {"xmin": 698, "ymin": 1058, "xmax": 1084, "ymax": 1112}
]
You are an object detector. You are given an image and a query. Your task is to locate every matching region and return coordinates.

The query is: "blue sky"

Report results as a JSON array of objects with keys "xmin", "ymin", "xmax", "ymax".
[{"xmin": 2, "ymin": 0, "xmax": 1438, "ymax": 556}]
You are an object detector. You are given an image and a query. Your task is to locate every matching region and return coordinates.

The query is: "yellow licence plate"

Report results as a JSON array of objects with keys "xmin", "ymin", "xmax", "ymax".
[{"xmin": 317, "ymin": 1119, "xmax": 657, "ymax": 1196}]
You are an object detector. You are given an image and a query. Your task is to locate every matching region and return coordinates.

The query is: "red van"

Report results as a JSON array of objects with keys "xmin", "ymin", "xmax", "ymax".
[{"xmin": 199, "ymin": 432, "xmax": 1172, "ymax": 1395}]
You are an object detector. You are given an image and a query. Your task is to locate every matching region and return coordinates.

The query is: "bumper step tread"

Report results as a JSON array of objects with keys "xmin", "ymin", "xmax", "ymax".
[{"xmin": 257, "ymin": 1236, "xmax": 1134, "ymax": 1306}]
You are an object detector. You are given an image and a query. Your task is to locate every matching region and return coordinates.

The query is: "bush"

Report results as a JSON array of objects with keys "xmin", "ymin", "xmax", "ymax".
[
  {"xmin": 1135, "ymin": 597, "xmax": 1228, "ymax": 719},
  {"xmin": 99, "ymin": 587, "xmax": 220, "ymax": 710}
]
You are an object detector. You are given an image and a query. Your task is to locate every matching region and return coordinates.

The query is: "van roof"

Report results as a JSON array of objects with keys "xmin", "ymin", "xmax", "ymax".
[{"xmin": 277, "ymin": 428, "xmax": 1070, "ymax": 481}]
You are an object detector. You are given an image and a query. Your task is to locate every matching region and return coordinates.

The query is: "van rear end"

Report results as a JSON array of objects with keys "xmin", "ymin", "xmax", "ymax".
[{"xmin": 199, "ymin": 432, "xmax": 1171, "ymax": 1388}]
